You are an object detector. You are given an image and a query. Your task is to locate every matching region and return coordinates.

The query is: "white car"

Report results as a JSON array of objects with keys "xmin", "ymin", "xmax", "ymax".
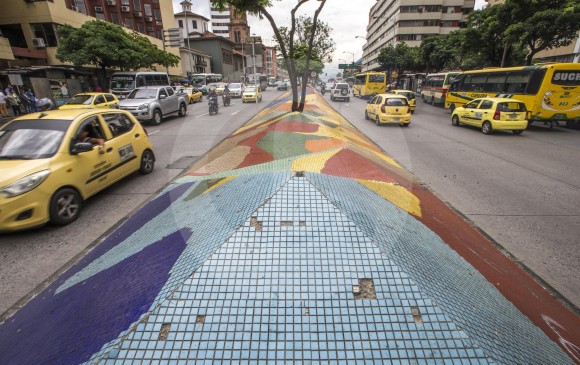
[
  {"xmin": 330, "ymin": 83, "xmax": 350, "ymax": 102},
  {"xmin": 227, "ymin": 83, "xmax": 245, "ymax": 97}
]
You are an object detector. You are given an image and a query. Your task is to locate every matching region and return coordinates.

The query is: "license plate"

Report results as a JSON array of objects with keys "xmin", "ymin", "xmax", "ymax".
[
  {"xmin": 392, "ymin": 118, "xmax": 400, "ymax": 122},
  {"xmin": 509, "ymin": 113, "xmax": 517, "ymax": 119}
]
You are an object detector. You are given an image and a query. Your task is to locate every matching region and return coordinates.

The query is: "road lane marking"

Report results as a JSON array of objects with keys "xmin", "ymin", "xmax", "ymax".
[
  {"xmin": 195, "ymin": 113, "xmax": 209, "ymax": 118},
  {"xmin": 231, "ymin": 111, "xmax": 240, "ymax": 115}
]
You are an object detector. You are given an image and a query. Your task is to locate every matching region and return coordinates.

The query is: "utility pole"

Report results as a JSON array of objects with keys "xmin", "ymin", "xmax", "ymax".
[
  {"xmin": 252, "ymin": 35, "xmax": 257, "ymax": 85},
  {"xmin": 242, "ymin": 40, "xmax": 246, "ymax": 83},
  {"xmin": 181, "ymin": 0, "xmax": 194, "ymax": 78}
]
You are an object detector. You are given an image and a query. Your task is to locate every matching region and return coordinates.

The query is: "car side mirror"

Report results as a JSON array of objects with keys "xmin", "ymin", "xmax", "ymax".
[
  {"xmin": 367, "ymin": 100, "xmax": 372, "ymax": 104},
  {"xmin": 159, "ymin": 94, "xmax": 167, "ymax": 99},
  {"xmin": 71, "ymin": 142, "xmax": 94, "ymax": 155}
]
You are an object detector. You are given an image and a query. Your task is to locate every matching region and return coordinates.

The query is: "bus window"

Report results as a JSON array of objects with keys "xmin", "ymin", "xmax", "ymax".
[
  {"xmin": 355, "ymin": 75, "xmax": 366, "ymax": 85},
  {"xmin": 504, "ymin": 72, "xmax": 530, "ymax": 94},
  {"xmin": 136, "ymin": 76, "xmax": 145, "ymax": 87},
  {"xmin": 369, "ymin": 74, "xmax": 385, "ymax": 83},
  {"xmin": 470, "ymin": 74, "xmax": 488, "ymax": 92},
  {"xmin": 526, "ymin": 70, "xmax": 546, "ymax": 95},
  {"xmin": 485, "ymin": 73, "xmax": 507, "ymax": 93}
]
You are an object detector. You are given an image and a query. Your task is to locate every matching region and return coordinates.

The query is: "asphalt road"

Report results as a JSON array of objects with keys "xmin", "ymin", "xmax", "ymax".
[
  {"xmin": 0, "ymin": 90, "xmax": 283, "ymax": 318},
  {"xmin": 326, "ymin": 92, "xmax": 580, "ymax": 309}
]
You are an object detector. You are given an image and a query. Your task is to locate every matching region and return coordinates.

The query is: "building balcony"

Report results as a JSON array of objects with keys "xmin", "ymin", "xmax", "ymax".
[
  {"xmin": 10, "ymin": 46, "xmax": 48, "ymax": 60},
  {"xmin": 196, "ymin": 60, "xmax": 208, "ymax": 66}
]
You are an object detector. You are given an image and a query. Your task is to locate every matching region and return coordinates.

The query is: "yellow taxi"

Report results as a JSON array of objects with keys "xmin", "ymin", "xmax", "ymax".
[
  {"xmin": 364, "ymin": 93, "xmax": 411, "ymax": 126},
  {"xmin": 391, "ymin": 90, "xmax": 416, "ymax": 113},
  {"xmin": 0, "ymin": 109, "xmax": 155, "ymax": 231},
  {"xmin": 182, "ymin": 87, "xmax": 203, "ymax": 104},
  {"xmin": 59, "ymin": 92, "xmax": 119, "ymax": 110},
  {"xmin": 242, "ymin": 86, "xmax": 262, "ymax": 103},
  {"xmin": 214, "ymin": 83, "xmax": 228, "ymax": 96},
  {"xmin": 451, "ymin": 97, "xmax": 528, "ymax": 135}
]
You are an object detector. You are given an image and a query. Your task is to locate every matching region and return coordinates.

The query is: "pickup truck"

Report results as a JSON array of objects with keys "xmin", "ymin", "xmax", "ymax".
[{"xmin": 118, "ymin": 86, "xmax": 188, "ymax": 125}]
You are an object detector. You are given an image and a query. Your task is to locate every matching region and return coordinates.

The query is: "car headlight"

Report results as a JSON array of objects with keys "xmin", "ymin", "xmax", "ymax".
[
  {"xmin": 137, "ymin": 103, "xmax": 150, "ymax": 110},
  {"xmin": 0, "ymin": 170, "xmax": 51, "ymax": 198}
]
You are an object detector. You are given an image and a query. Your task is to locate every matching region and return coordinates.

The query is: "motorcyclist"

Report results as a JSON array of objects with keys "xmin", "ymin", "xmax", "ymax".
[
  {"xmin": 321, "ymin": 82, "xmax": 326, "ymax": 95},
  {"xmin": 222, "ymin": 85, "xmax": 231, "ymax": 106},
  {"xmin": 208, "ymin": 88, "xmax": 219, "ymax": 114}
]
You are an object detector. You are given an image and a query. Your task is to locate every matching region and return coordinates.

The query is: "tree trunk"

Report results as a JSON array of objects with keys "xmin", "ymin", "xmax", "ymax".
[{"xmin": 100, "ymin": 64, "xmax": 108, "ymax": 92}]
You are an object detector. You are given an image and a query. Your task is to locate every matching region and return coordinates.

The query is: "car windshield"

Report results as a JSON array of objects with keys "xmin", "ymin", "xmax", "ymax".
[
  {"xmin": 183, "ymin": 88, "xmax": 193, "ymax": 94},
  {"xmin": 66, "ymin": 95, "xmax": 94, "ymax": 105},
  {"xmin": 229, "ymin": 83, "xmax": 242, "ymax": 89},
  {"xmin": 246, "ymin": 87, "xmax": 256, "ymax": 92},
  {"xmin": 128, "ymin": 89, "xmax": 157, "ymax": 99},
  {"xmin": 0, "ymin": 121, "xmax": 67, "ymax": 160},
  {"xmin": 385, "ymin": 98, "xmax": 409, "ymax": 106},
  {"xmin": 498, "ymin": 102, "xmax": 526, "ymax": 112}
]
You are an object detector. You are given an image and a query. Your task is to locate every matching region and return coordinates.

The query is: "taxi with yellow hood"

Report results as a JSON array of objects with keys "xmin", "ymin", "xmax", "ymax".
[
  {"xmin": 59, "ymin": 92, "xmax": 119, "ymax": 110},
  {"xmin": 0, "ymin": 108, "xmax": 155, "ymax": 231}
]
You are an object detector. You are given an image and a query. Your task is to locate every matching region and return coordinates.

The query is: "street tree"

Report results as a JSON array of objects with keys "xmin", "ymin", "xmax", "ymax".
[
  {"xmin": 277, "ymin": 16, "xmax": 335, "ymax": 63},
  {"xmin": 419, "ymin": 32, "xmax": 464, "ymax": 72},
  {"xmin": 378, "ymin": 42, "xmax": 416, "ymax": 85},
  {"xmin": 502, "ymin": 0, "xmax": 580, "ymax": 65},
  {"xmin": 211, "ymin": 0, "xmax": 329, "ymax": 112},
  {"xmin": 56, "ymin": 20, "xmax": 179, "ymax": 88}
]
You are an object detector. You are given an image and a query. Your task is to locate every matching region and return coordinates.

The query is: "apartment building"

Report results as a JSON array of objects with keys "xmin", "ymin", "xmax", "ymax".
[
  {"xmin": 362, "ymin": 0, "xmax": 475, "ymax": 72},
  {"xmin": 210, "ymin": 5, "xmax": 231, "ymax": 39}
]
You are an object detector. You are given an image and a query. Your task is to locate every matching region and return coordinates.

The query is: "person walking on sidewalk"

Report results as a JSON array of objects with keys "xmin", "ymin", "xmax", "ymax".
[
  {"xmin": 6, "ymin": 90, "xmax": 22, "ymax": 116},
  {"xmin": 0, "ymin": 90, "xmax": 9, "ymax": 118}
]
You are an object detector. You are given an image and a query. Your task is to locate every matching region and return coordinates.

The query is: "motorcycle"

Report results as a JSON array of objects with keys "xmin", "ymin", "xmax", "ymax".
[
  {"xmin": 321, "ymin": 85, "xmax": 326, "ymax": 95},
  {"xmin": 222, "ymin": 93, "xmax": 231, "ymax": 107},
  {"xmin": 208, "ymin": 96, "xmax": 219, "ymax": 115}
]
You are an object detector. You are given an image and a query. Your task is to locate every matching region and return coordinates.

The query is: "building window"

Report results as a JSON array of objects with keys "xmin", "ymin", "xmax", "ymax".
[
  {"xmin": 154, "ymin": 9, "xmax": 161, "ymax": 20},
  {"xmin": 125, "ymin": 18, "xmax": 133, "ymax": 29},
  {"xmin": 111, "ymin": 12, "xmax": 120, "ymax": 24},
  {"xmin": 144, "ymin": 4, "xmax": 152, "ymax": 16},
  {"xmin": 121, "ymin": 0, "xmax": 129, "ymax": 4},
  {"xmin": 192, "ymin": 20, "xmax": 197, "ymax": 29},
  {"xmin": 30, "ymin": 23, "xmax": 58, "ymax": 47},
  {"xmin": 178, "ymin": 20, "xmax": 183, "ymax": 28},
  {"xmin": 137, "ymin": 23, "xmax": 145, "ymax": 33},
  {"xmin": 133, "ymin": 0, "xmax": 141, "ymax": 10}
]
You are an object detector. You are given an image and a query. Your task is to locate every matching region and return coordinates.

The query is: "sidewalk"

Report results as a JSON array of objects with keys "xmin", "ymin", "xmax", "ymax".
[{"xmin": 0, "ymin": 89, "xmax": 578, "ymax": 364}]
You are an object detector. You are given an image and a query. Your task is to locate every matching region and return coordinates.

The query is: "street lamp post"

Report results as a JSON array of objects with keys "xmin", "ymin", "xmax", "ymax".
[{"xmin": 343, "ymin": 51, "xmax": 355, "ymax": 64}]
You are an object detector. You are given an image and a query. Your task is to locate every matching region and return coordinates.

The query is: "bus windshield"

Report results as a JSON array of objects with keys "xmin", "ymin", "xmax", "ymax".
[{"xmin": 110, "ymin": 76, "xmax": 136, "ymax": 90}]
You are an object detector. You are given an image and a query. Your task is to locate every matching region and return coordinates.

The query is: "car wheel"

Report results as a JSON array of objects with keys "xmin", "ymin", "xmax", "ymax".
[
  {"xmin": 375, "ymin": 115, "xmax": 380, "ymax": 126},
  {"xmin": 512, "ymin": 130, "xmax": 524, "ymax": 135},
  {"xmin": 151, "ymin": 109, "xmax": 162, "ymax": 125},
  {"xmin": 400, "ymin": 123, "xmax": 409, "ymax": 127},
  {"xmin": 450, "ymin": 104, "xmax": 456, "ymax": 113},
  {"xmin": 365, "ymin": 110, "xmax": 369, "ymax": 120},
  {"xmin": 482, "ymin": 121, "xmax": 493, "ymax": 135},
  {"xmin": 178, "ymin": 103, "xmax": 187, "ymax": 117},
  {"xmin": 49, "ymin": 188, "xmax": 83, "ymax": 226},
  {"xmin": 139, "ymin": 149, "xmax": 155, "ymax": 174},
  {"xmin": 451, "ymin": 115, "xmax": 461, "ymax": 126}
]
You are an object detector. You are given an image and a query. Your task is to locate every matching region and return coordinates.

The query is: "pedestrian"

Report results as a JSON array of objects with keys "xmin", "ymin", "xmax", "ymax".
[
  {"xmin": 95, "ymin": 86, "xmax": 103, "ymax": 92},
  {"xmin": 6, "ymin": 90, "xmax": 22, "ymax": 116},
  {"xmin": 0, "ymin": 90, "xmax": 9, "ymax": 118},
  {"xmin": 24, "ymin": 89, "xmax": 38, "ymax": 113},
  {"xmin": 4, "ymin": 85, "xmax": 13, "ymax": 95}
]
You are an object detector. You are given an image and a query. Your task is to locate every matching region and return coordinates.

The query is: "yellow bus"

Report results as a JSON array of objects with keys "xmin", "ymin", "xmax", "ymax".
[
  {"xmin": 445, "ymin": 63, "xmax": 580, "ymax": 127},
  {"xmin": 420, "ymin": 72, "xmax": 460, "ymax": 106},
  {"xmin": 353, "ymin": 72, "xmax": 387, "ymax": 98}
]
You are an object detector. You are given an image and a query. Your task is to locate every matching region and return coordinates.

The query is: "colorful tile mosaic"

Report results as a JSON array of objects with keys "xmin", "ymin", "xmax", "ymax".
[{"xmin": 0, "ymin": 88, "xmax": 577, "ymax": 365}]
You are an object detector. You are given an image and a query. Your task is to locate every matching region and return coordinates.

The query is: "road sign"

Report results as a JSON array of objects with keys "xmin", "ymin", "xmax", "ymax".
[
  {"xmin": 164, "ymin": 28, "xmax": 183, "ymax": 47},
  {"xmin": 348, "ymin": 64, "xmax": 361, "ymax": 69},
  {"xmin": 338, "ymin": 64, "xmax": 348, "ymax": 70},
  {"xmin": 311, "ymin": 71, "xmax": 317, "ymax": 78}
]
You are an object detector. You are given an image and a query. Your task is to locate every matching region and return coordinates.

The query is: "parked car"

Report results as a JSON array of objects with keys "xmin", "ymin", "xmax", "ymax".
[
  {"xmin": 59, "ymin": 92, "xmax": 119, "ymax": 110},
  {"xmin": 330, "ymin": 83, "xmax": 351, "ymax": 102},
  {"xmin": 0, "ymin": 109, "xmax": 155, "ymax": 231},
  {"xmin": 228, "ymin": 83, "xmax": 245, "ymax": 97},
  {"xmin": 118, "ymin": 86, "xmax": 188, "ymax": 125},
  {"xmin": 365, "ymin": 93, "xmax": 411, "ymax": 126},
  {"xmin": 391, "ymin": 90, "xmax": 416, "ymax": 113},
  {"xmin": 451, "ymin": 97, "xmax": 528, "ymax": 135},
  {"xmin": 277, "ymin": 82, "xmax": 288, "ymax": 91},
  {"xmin": 242, "ymin": 86, "xmax": 263, "ymax": 103}
]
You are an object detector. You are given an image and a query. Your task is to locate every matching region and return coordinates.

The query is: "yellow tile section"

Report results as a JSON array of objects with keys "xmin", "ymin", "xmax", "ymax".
[
  {"xmin": 357, "ymin": 179, "xmax": 422, "ymax": 218},
  {"xmin": 192, "ymin": 146, "xmax": 251, "ymax": 175},
  {"xmin": 291, "ymin": 149, "xmax": 343, "ymax": 174},
  {"xmin": 370, "ymin": 150, "xmax": 401, "ymax": 168},
  {"xmin": 202, "ymin": 176, "xmax": 237, "ymax": 195}
]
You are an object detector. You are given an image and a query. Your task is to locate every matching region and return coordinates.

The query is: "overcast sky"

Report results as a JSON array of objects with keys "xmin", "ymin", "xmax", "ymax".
[{"xmin": 172, "ymin": 0, "xmax": 488, "ymax": 77}]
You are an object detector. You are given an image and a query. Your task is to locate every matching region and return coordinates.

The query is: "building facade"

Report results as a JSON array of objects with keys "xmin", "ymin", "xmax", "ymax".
[
  {"xmin": 187, "ymin": 31, "xmax": 243, "ymax": 82},
  {"xmin": 210, "ymin": 5, "xmax": 231, "ymax": 39},
  {"xmin": 361, "ymin": 0, "xmax": 475, "ymax": 72},
  {"xmin": 174, "ymin": 2, "xmax": 212, "ymax": 76},
  {"xmin": 175, "ymin": 2, "xmax": 210, "ymax": 39}
]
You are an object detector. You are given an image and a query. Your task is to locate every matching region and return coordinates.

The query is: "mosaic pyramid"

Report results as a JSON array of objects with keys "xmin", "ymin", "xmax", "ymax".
[{"xmin": 0, "ymin": 89, "xmax": 577, "ymax": 365}]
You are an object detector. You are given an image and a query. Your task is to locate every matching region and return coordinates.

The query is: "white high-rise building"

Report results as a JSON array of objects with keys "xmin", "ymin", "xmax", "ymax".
[
  {"xmin": 362, "ymin": 0, "xmax": 475, "ymax": 72},
  {"xmin": 210, "ymin": 5, "xmax": 231, "ymax": 39}
]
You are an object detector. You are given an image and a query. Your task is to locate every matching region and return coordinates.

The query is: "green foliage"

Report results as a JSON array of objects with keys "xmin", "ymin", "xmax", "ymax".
[
  {"xmin": 378, "ymin": 42, "xmax": 423, "ymax": 77},
  {"xmin": 419, "ymin": 32, "xmax": 465, "ymax": 72},
  {"xmin": 502, "ymin": 0, "xmax": 580, "ymax": 64},
  {"xmin": 293, "ymin": 45, "xmax": 324, "ymax": 74},
  {"xmin": 56, "ymin": 20, "xmax": 179, "ymax": 72},
  {"xmin": 277, "ymin": 16, "xmax": 335, "ymax": 63}
]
